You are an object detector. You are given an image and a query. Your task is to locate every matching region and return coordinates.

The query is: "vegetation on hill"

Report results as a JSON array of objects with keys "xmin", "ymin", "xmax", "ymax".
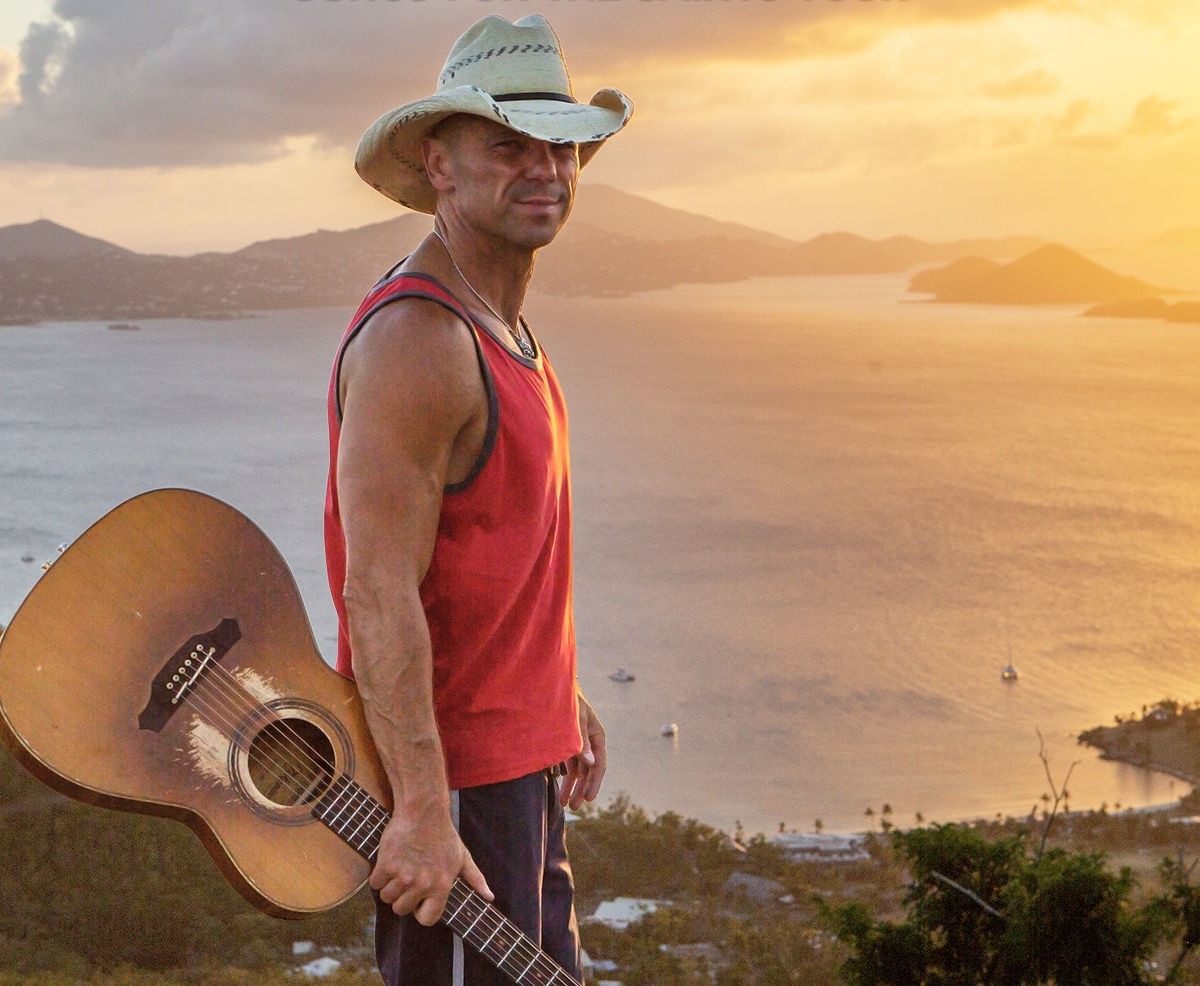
[
  {"xmin": 7, "ymin": 700, "xmax": 1200, "ymax": 983},
  {"xmin": 821, "ymin": 725, "xmax": 1200, "ymax": 986},
  {"xmin": 823, "ymin": 823, "xmax": 1200, "ymax": 985},
  {"xmin": 0, "ymin": 765, "xmax": 372, "ymax": 973},
  {"xmin": 1079, "ymin": 698, "xmax": 1200, "ymax": 787}
]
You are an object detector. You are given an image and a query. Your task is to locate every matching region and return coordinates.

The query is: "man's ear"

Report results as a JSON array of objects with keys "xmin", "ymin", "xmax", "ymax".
[{"xmin": 422, "ymin": 135, "xmax": 455, "ymax": 197}]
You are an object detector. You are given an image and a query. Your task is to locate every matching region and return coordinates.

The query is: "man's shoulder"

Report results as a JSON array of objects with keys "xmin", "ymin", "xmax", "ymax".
[
  {"xmin": 340, "ymin": 275, "xmax": 484, "ymax": 417},
  {"xmin": 353, "ymin": 274, "xmax": 476, "ymax": 357}
]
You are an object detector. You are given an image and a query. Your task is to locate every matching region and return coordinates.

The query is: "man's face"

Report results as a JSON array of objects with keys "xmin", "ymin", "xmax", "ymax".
[{"xmin": 427, "ymin": 116, "xmax": 580, "ymax": 251}]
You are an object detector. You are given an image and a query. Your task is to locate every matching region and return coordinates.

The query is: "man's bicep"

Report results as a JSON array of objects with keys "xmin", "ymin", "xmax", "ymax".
[{"xmin": 336, "ymin": 305, "xmax": 478, "ymax": 584}]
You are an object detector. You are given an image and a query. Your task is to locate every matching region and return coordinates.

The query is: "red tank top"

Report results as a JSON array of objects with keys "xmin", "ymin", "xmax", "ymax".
[{"xmin": 324, "ymin": 271, "xmax": 580, "ymax": 789}]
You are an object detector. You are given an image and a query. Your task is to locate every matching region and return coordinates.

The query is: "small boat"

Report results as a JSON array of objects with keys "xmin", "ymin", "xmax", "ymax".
[
  {"xmin": 1001, "ymin": 664, "xmax": 1019, "ymax": 682},
  {"xmin": 107, "ymin": 322, "xmax": 141, "ymax": 331},
  {"xmin": 660, "ymin": 722, "xmax": 678, "ymax": 737},
  {"xmin": 608, "ymin": 668, "xmax": 635, "ymax": 682}
]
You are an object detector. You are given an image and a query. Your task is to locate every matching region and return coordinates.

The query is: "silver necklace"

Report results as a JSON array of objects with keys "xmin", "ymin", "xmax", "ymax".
[{"xmin": 431, "ymin": 229, "xmax": 535, "ymax": 359}]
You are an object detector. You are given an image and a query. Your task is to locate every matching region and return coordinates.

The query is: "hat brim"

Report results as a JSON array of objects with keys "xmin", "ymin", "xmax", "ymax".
[{"xmin": 355, "ymin": 85, "xmax": 632, "ymax": 213}]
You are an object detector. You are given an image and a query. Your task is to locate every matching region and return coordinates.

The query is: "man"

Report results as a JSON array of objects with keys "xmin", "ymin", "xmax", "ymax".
[{"xmin": 323, "ymin": 14, "xmax": 632, "ymax": 986}]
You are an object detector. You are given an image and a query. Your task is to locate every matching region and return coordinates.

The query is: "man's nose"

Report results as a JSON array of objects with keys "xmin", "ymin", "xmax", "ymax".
[{"xmin": 525, "ymin": 142, "xmax": 559, "ymax": 180}]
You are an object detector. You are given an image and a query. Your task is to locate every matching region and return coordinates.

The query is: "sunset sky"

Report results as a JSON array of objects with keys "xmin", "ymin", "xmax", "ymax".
[{"xmin": 1, "ymin": 0, "xmax": 1197, "ymax": 255}]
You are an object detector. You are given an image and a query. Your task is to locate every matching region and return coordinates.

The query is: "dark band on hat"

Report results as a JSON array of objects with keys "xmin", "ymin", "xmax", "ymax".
[{"xmin": 492, "ymin": 92, "xmax": 577, "ymax": 104}]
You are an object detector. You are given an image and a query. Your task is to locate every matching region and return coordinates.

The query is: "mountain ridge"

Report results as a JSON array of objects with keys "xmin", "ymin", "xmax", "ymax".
[
  {"xmin": 0, "ymin": 219, "xmax": 138, "ymax": 261},
  {"xmin": 0, "ymin": 185, "xmax": 1057, "ymax": 323},
  {"xmin": 908, "ymin": 242, "xmax": 1168, "ymax": 304}
]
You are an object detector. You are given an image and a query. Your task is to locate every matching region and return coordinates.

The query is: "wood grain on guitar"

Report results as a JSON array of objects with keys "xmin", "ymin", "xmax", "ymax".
[{"xmin": 0, "ymin": 489, "xmax": 580, "ymax": 986}]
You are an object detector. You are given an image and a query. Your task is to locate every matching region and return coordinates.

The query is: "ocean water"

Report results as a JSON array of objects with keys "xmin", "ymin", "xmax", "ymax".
[{"xmin": 2, "ymin": 275, "xmax": 1199, "ymax": 836}]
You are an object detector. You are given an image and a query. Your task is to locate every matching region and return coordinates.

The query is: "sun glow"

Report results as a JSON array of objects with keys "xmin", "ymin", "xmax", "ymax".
[
  {"xmin": 1, "ymin": 1, "xmax": 1200, "ymax": 250},
  {"xmin": 608, "ymin": 3, "xmax": 1200, "ymax": 243}
]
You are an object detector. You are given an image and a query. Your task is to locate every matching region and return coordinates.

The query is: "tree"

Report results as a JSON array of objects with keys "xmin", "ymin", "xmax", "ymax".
[{"xmin": 821, "ymin": 823, "xmax": 1200, "ymax": 985}]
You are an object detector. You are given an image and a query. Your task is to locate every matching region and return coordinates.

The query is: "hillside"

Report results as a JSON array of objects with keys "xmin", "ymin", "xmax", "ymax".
[
  {"xmin": 908, "ymin": 255, "xmax": 1003, "ymax": 296},
  {"xmin": 0, "ymin": 218, "xmax": 136, "ymax": 260},
  {"xmin": 908, "ymin": 243, "xmax": 1167, "ymax": 304},
  {"xmin": 0, "ymin": 187, "xmax": 1044, "ymax": 323}
]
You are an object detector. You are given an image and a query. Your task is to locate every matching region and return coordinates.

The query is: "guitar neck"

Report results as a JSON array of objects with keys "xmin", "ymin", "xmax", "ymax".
[{"xmin": 313, "ymin": 774, "xmax": 579, "ymax": 986}]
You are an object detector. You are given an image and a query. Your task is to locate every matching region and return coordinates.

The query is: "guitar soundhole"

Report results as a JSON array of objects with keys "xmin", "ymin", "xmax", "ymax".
[{"xmin": 246, "ymin": 717, "xmax": 336, "ymax": 808}]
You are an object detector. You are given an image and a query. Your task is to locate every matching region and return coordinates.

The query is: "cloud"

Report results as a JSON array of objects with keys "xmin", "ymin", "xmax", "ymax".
[
  {"xmin": 1034, "ymin": 93, "xmax": 1192, "ymax": 152},
  {"xmin": 0, "ymin": 49, "xmax": 19, "ymax": 110},
  {"xmin": 978, "ymin": 68, "xmax": 1060, "ymax": 99},
  {"xmin": 1043, "ymin": 96, "xmax": 1122, "ymax": 148},
  {"xmin": 0, "ymin": 0, "xmax": 1060, "ymax": 169},
  {"xmin": 11, "ymin": 19, "xmax": 67, "ymax": 105},
  {"xmin": 1051, "ymin": 97, "xmax": 1096, "ymax": 136},
  {"xmin": 1127, "ymin": 94, "xmax": 1191, "ymax": 137}
]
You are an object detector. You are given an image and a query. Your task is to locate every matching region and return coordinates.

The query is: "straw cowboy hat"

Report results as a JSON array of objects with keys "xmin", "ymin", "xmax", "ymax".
[{"xmin": 355, "ymin": 14, "xmax": 633, "ymax": 213}]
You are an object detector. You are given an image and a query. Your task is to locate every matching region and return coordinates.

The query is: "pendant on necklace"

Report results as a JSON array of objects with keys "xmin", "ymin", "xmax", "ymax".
[{"xmin": 432, "ymin": 228, "xmax": 535, "ymax": 359}]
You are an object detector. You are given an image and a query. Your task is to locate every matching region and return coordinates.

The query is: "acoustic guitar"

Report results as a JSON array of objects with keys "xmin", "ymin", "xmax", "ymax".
[{"xmin": 0, "ymin": 488, "xmax": 580, "ymax": 986}]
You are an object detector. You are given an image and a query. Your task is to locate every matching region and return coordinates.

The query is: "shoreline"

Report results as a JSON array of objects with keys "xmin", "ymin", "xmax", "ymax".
[{"xmin": 1079, "ymin": 701, "xmax": 1200, "ymax": 795}]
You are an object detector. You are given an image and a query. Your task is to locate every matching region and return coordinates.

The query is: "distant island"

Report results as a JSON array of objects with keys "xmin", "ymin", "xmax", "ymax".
[
  {"xmin": 1082, "ymin": 297, "xmax": 1200, "ymax": 324},
  {"xmin": 0, "ymin": 186, "xmax": 1044, "ymax": 324},
  {"xmin": 907, "ymin": 242, "xmax": 1171, "ymax": 305},
  {"xmin": 7, "ymin": 194, "xmax": 1196, "ymax": 325}
]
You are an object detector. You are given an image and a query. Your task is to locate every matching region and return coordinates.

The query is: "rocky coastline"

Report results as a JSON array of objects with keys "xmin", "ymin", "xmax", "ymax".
[{"xmin": 1079, "ymin": 699, "xmax": 1200, "ymax": 790}]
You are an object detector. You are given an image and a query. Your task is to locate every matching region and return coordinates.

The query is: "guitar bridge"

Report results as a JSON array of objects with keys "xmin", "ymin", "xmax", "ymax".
[{"xmin": 138, "ymin": 618, "xmax": 241, "ymax": 732}]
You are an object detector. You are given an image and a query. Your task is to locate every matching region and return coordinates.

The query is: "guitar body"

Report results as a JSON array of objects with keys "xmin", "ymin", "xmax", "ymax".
[{"xmin": 0, "ymin": 488, "xmax": 389, "ymax": 918}]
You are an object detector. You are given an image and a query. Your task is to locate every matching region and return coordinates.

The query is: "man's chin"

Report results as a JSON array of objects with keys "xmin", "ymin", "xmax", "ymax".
[{"xmin": 514, "ymin": 219, "xmax": 567, "ymax": 252}]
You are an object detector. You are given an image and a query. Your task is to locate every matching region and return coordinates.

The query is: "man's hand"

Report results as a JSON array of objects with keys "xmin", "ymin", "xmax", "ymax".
[
  {"xmin": 370, "ymin": 805, "xmax": 492, "ymax": 926},
  {"xmin": 561, "ymin": 690, "xmax": 606, "ymax": 811}
]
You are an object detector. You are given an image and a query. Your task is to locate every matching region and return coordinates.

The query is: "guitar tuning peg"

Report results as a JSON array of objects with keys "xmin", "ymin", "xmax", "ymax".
[{"xmin": 40, "ymin": 543, "xmax": 71, "ymax": 572}]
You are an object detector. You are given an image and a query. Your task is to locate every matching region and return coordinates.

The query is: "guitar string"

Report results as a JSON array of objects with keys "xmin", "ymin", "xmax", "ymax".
[
  {"xmin": 181, "ymin": 669, "xmax": 338, "ymax": 803},
  {"xmin": 441, "ymin": 881, "xmax": 578, "ymax": 986},
  {"xmin": 175, "ymin": 670, "xmax": 471, "ymax": 891},
  {"xmin": 442, "ymin": 882, "xmax": 576, "ymax": 986},
  {"xmin": 170, "ymin": 661, "xmax": 571, "ymax": 984},
  {"xmin": 183, "ymin": 667, "xmax": 573, "ymax": 986},
  {"xmin": 179, "ymin": 679, "xmax": 569, "ymax": 986},
  {"xmin": 180, "ymin": 671, "xmax": 565, "ymax": 984}
]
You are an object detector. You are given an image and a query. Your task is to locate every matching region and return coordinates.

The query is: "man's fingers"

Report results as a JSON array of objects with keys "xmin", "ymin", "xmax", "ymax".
[
  {"xmin": 559, "ymin": 758, "xmax": 599, "ymax": 810},
  {"xmin": 577, "ymin": 729, "xmax": 595, "ymax": 766},
  {"xmin": 582, "ymin": 760, "xmax": 605, "ymax": 803},
  {"xmin": 413, "ymin": 894, "xmax": 448, "ymax": 927},
  {"xmin": 460, "ymin": 850, "xmax": 494, "ymax": 902},
  {"xmin": 559, "ymin": 761, "xmax": 582, "ymax": 807}
]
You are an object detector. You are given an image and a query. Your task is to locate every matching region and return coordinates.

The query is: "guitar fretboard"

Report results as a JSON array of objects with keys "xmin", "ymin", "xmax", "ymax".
[{"xmin": 312, "ymin": 774, "xmax": 578, "ymax": 986}]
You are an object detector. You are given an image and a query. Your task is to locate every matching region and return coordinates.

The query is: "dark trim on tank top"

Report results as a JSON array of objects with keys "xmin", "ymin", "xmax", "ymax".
[
  {"xmin": 472, "ymin": 312, "xmax": 540, "ymax": 369},
  {"xmin": 415, "ymin": 283, "xmax": 542, "ymax": 372},
  {"xmin": 333, "ymin": 273, "xmax": 500, "ymax": 494},
  {"xmin": 371, "ymin": 270, "xmax": 541, "ymax": 370}
]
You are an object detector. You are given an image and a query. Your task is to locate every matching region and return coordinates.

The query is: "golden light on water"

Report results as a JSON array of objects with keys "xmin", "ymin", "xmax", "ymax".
[{"xmin": 2, "ymin": 0, "xmax": 1200, "ymax": 836}]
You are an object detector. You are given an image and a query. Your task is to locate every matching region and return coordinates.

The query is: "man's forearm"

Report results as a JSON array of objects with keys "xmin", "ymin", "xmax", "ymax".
[{"xmin": 344, "ymin": 578, "xmax": 450, "ymax": 815}]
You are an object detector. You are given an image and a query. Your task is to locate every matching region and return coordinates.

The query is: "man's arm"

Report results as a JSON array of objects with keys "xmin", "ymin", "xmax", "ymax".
[{"xmin": 336, "ymin": 298, "xmax": 492, "ymax": 926}]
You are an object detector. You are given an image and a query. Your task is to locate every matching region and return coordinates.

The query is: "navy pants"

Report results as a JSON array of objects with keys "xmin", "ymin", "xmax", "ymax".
[{"xmin": 374, "ymin": 767, "xmax": 582, "ymax": 986}]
